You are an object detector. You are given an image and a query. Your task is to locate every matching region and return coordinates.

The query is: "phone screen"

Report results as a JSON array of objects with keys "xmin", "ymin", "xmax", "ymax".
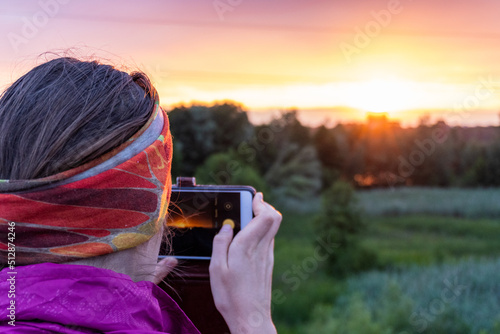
[{"xmin": 162, "ymin": 188, "xmax": 253, "ymax": 259}]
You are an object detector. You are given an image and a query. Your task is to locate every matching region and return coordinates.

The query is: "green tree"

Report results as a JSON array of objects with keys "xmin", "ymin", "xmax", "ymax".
[
  {"xmin": 252, "ymin": 110, "xmax": 312, "ymax": 177},
  {"xmin": 170, "ymin": 139, "xmax": 184, "ymax": 179},
  {"xmin": 264, "ymin": 144, "xmax": 322, "ymax": 210},
  {"xmin": 313, "ymin": 125, "xmax": 344, "ymax": 189},
  {"xmin": 314, "ymin": 180, "xmax": 377, "ymax": 277},
  {"xmin": 279, "ymin": 109, "xmax": 311, "ymax": 147},
  {"xmin": 168, "ymin": 102, "xmax": 253, "ymax": 176},
  {"xmin": 471, "ymin": 143, "xmax": 500, "ymax": 186},
  {"xmin": 194, "ymin": 151, "xmax": 269, "ymax": 194},
  {"xmin": 209, "ymin": 102, "xmax": 253, "ymax": 152},
  {"xmin": 168, "ymin": 105, "xmax": 216, "ymax": 175}
]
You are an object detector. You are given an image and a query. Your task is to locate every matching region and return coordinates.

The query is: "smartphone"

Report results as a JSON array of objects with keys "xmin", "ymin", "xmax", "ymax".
[{"xmin": 159, "ymin": 177, "xmax": 255, "ymax": 260}]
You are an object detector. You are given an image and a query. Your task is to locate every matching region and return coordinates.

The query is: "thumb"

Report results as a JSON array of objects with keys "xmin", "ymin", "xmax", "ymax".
[
  {"xmin": 152, "ymin": 256, "xmax": 178, "ymax": 284},
  {"xmin": 210, "ymin": 223, "xmax": 234, "ymax": 271}
]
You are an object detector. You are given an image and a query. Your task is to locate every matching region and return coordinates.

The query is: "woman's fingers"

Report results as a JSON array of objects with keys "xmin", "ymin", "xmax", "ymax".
[
  {"xmin": 209, "ymin": 195, "xmax": 280, "ymax": 334},
  {"xmin": 210, "ymin": 223, "xmax": 234, "ymax": 272},
  {"xmin": 152, "ymin": 256, "xmax": 178, "ymax": 284},
  {"xmin": 237, "ymin": 193, "xmax": 282, "ymax": 248},
  {"xmin": 252, "ymin": 192, "xmax": 266, "ymax": 215}
]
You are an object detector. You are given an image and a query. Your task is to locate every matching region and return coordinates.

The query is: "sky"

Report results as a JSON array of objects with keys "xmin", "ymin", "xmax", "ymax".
[{"xmin": 1, "ymin": 0, "xmax": 500, "ymax": 127}]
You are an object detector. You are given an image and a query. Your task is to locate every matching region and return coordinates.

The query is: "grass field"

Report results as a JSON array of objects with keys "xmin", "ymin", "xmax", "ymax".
[
  {"xmin": 357, "ymin": 187, "xmax": 500, "ymax": 218},
  {"xmin": 272, "ymin": 187, "xmax": 500, "ymax": 333},
  {"xmin": 363, "ymin": 215, "xmax": 500, "ymax": 266},
  {"xmin": 306, "ymin": 258, "xmax": 500, "ymax": 334}
]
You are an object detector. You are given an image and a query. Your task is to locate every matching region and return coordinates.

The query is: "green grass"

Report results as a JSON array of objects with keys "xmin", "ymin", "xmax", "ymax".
[
  {"xmin": 362, "ymin": 215, "xmax": 500, "ymax": 266},
  {"xmin": 310, "ymin": 258, "xmax": 500, "ymax": 334},
  {"xmin": 272, "ymin": 188, "xmax": 500, "ymax": 333},
  {"xmin": 357, "ymin": 187, "xmax": 500, "ymax": 218},
  {"xmin": 272, "ymin": 209, "xmax": 343, "ymax": 327},
  {"xmin": 273, "ymin": 209, "xmax": 317, "ymax": 277}
]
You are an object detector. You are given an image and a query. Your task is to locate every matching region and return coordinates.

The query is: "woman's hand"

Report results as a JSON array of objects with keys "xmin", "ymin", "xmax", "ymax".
[{"xmin": 210, "ymin": 193, "xmax": 282, "ymax": 334}]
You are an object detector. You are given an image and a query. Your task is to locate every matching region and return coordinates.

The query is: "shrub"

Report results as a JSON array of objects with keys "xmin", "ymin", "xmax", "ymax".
[{"xmin": 314, "ymin": 180, "xmax": 378, "ymax": 277}]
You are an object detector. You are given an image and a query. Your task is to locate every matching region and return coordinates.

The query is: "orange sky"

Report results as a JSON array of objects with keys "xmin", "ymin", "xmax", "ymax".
[{"xmin": 1, "ymin": 0, "xmax": 500, "ymax": 126}]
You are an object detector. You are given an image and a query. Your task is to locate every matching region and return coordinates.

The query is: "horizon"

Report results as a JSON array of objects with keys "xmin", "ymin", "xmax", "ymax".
[{"xmin": 166, "ymin": 101, "xmax": 500, "ymax": 128}]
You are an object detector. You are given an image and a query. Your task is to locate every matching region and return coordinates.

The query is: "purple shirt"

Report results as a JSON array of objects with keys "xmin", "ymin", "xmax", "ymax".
[{"xmin": 0, "ymin": 263, "xmax": 200, "ymax": 333}]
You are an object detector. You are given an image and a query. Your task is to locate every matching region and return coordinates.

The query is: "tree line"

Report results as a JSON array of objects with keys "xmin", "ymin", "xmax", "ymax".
[{"xmin": 168, "ymin": 102, "xmax": 500, "ymax": 200}]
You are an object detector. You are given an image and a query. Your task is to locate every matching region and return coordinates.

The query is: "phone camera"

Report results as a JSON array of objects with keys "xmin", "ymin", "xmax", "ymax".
[{"xmin": 224, "ymin": 202, "xmax": 233, "ymax": 211}]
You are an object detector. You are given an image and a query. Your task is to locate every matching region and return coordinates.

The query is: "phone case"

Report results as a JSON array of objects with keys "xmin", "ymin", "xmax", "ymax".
[
  {"xmin": 159, "ymin": 261, "xmax": 230, "ymax": 333},
  {"xmin": 160, "ymin": 179, "xmax": 256, "ymax": 333}
]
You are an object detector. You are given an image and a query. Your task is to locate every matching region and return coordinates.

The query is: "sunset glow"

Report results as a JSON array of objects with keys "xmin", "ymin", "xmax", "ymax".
[
  {"xmin": 1, "ymin": 0, "xmax": 500, "ymax": 126},
  {"xmin": 347, "ymin": 78, "xmax": 422, "ymax": 114}
]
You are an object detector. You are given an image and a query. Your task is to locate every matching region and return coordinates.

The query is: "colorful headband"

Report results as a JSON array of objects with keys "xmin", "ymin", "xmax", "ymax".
[{"xmin": 0, "ymin": 102, "xmax": 172, "ymax": 265}]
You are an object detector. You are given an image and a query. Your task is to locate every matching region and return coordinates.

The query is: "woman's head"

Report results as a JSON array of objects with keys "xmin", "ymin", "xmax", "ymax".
[
  {"xmin": 0, "ymin": 56, "xmax": 173, "ymax": 271},
  {"xmin": 0, "ymin": 57, "xmax": 157, "ymax": 180}
]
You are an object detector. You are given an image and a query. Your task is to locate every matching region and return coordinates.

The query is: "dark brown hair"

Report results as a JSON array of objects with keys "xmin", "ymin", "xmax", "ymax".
[{"xmin": 0, "ymin": 57, "xmax": 158, "ymax": 180}]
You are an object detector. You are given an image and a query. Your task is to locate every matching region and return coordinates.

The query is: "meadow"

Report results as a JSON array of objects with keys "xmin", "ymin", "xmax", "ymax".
[
  {"xmin": 272, "ymin": 187, "xmax": 500, "ymax": 333},
  {"xmin": 357, "ymin": 187, "xmax": 500, "ymax": 218}
]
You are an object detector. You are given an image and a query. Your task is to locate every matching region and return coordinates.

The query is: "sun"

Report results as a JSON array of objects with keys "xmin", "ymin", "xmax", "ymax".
[{"xmin": 348, "ymin": 78, "xmax": 420, "ymax": 114}]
